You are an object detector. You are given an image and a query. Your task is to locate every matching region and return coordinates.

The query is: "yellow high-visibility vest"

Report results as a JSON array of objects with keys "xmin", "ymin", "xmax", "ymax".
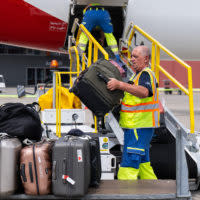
[{"xmin": 119, "ymin": 67, "xmax": 160, "ymax": 128}]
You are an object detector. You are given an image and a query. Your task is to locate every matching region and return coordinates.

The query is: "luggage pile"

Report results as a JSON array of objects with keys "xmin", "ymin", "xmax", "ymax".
[
  {"xmin": 0, "ymin": 103, "xmax": 101, "ymax": 197},
  {"xmin": 0, "ymin": 130, "xmax": 101, "ymax": 197},
  {"xmin": 0, "ymin": 58, "xmax": 124, "ymax": 197}
]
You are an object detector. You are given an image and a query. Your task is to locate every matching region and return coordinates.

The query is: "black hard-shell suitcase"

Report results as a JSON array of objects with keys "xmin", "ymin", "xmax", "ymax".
[
  {"xmin": 52, "ymin": 136, "xmax": 91, "ymax": 197},
  {"xmin": 70, "ymin": 59, "xmax": 124, "ymax": 117}
]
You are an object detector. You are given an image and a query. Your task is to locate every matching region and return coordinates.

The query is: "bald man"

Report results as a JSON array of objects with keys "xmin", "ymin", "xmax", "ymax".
[{"xmin": 107, "ymin": 46, "xmax": 160, "ymax": 180}]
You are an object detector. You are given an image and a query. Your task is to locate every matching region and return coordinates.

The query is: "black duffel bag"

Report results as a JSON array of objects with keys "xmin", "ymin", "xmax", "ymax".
[
  {"xmin": 70, "ymin": 59, "xmax": 124, "ymax": 117},
  {"xmin": 0, "ymin": 102, "xmax": 42, "ymax": 141}
]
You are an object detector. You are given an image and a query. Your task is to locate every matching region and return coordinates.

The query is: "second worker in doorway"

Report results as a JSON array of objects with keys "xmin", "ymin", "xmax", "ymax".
[{"xmin": 78, "ymin": 3, "xmax": 121, "ymax": 62}]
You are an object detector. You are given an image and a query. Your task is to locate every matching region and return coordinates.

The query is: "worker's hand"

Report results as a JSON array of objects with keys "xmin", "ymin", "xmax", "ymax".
[{"xmin": 107, "ymin": 78, "xmax": 121, "ymax": 91}]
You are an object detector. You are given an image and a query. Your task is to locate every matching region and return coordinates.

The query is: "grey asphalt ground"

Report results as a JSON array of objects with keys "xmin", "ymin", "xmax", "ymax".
[
  {"xmin": 0, "ymin": 87, "xmax": 37, "ymax": 104},
  {"xmin": 159, "ymin": 91, "xmax": 200, "ymax": 132}
]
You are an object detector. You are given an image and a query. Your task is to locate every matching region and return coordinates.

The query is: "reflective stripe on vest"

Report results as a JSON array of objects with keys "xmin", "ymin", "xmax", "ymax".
[
  {"xmin": 121, "ymin": 101, "xmax": 159, "ymax": 112},
  {"xmin": 78, "ymin": 43, "xmax": 87, "ymax": 47},
  {"xmin": 120, "ymin": 67, "xmax": 160, "ymax": 128},
  {"xmin": 109, "ymin": 45, "xmax": 118, "ymax": 49}
]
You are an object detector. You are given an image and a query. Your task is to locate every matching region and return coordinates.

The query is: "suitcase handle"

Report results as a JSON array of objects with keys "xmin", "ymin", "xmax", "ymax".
[
  {"xmin": 20, "ymin": 164, "xmax": 27, "ymax": 182},
  {"xmin": 62, "ymin": 159, "xmax": 67, "ymax": 184},
  {"xmin": 111, "ymin": 156, "xmax": 116, "ymax": 169},
  {"xmin": 97, "ymin": 72, "xmax": 109, "ymax": 84},
  {"xmin": 29, "ymin": 162, "xmax": 34, "ymax": 183},
  {"xmin": 62, "ymin": 159, "xmax": 76, "ymax": 185},
  {"xmin": 52, "ymin": 161, "xmax": 57, "ymax": 180},
  {"xmin": 62, "ymin": 159, "xmax": 67, "ymax": 175}
]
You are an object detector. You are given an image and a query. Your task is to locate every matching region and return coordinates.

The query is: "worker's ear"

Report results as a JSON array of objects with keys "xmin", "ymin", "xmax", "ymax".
[{"xmin": 144, "ymin": 55, "xmax": 149, "ymax": 63}]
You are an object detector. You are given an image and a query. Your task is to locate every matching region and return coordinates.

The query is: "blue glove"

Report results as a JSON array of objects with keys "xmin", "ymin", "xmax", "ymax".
[
  {"xmin": 115, "ymin": 55, "xmax": 124, "ymax": 67},
  {"xmin": 115, "ymin": 54, "xmax": 120, "ymax": 62}
]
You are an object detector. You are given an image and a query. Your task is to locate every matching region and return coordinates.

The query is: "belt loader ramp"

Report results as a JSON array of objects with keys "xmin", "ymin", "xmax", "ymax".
[
  {"xmin": 3, "ymin": 22, "xmax": 200, "ymax": 200},
  {"xmin": 61, "ymin": 21, "xmax": 200, "ymax": 199}
]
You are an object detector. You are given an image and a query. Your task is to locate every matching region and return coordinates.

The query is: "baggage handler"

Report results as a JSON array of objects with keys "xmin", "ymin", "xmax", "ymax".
[
  {"xmin": 107, "ymin": 45, "xmax": 159, "ymax": 179},
  {"xmin": 78, "ymin": 3, "xmax": 121, "ymax": 62}
]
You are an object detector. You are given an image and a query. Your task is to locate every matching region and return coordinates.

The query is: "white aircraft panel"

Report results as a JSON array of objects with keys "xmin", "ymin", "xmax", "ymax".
[
  {"xmin": 24, "ymin": 0, "xmax": 70, "ymax": 23},
  {"xmin": 124, "ymin": 0, "xmax": 200, "ymax": 60}
]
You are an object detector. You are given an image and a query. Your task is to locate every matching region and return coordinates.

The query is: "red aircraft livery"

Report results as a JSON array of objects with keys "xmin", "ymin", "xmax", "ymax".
[{"xmin": 0, "ymin": 0, "xmax": 69, "ymax": 52}]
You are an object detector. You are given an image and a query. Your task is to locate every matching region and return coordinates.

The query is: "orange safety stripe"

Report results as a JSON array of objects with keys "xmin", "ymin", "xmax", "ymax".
[
  {"xmin": 121, "ymin": 108, "xmax": 160, "ymax": 113},
  {"xmin": 121, "ymin": 101, "xmax": 159, "ymax": 107},
  {"xmin": 152, "ymin": 111, "xmax": 155, "ymax": 127}
]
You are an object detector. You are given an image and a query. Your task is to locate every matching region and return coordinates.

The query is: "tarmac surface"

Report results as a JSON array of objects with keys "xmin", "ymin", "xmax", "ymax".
[{"xmin": 159, "ymin": 91, "xmax": 200, "ymax": 133}]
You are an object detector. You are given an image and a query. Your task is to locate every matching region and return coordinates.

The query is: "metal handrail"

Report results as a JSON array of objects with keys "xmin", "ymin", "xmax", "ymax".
[
  {"xmin": 77, "ymin": 24, "xmax": 109, "ymax": 66},
  {"xmin": 76, "ymin": 24, "xmax": 109, "ymax": 133},
  {"xmin": 126, "ymin": 22, "xmax": 195, "ymax": 133},
  {"xmin": 69, "ymin": 46, "xmax": 81, "ymax": 87},
  {"xmin": 55, "ymin": 24, "xmax": 110, "ymax": 137},
  {"xmin": 55, "ymin": 71, "xmax": 80, "ymax": 138}
]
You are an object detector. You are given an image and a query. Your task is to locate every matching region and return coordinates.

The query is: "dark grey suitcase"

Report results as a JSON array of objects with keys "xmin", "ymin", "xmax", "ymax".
[
  {"xmin": 67, "ymin": 129, "xmax": 101, "ymax": 187},
  {"xmin": 70, "ymin": 59, "xmax": 124, "ymax": 117},
  {"xmin": 52, "ymin": 136, "xmax": 91, "ymax": 197}
]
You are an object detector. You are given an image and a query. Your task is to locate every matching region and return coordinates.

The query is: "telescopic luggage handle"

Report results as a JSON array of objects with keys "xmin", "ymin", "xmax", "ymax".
[
  {"xmin": 62, "ymin": 158, "xmax": 75, "ymax": 185},
  {"xmin": 52, "ymin": 161, "xmax": 57, "ymax": 180}
]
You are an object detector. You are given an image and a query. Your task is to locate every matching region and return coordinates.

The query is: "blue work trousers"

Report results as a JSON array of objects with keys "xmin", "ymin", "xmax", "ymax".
[
  {"xmin": 121, "ymin": 128, "xmax": 155, "ymax": 169},
  {"xmin": 82, "ymin": 9, "xmax": 113, "ymax": 33}
]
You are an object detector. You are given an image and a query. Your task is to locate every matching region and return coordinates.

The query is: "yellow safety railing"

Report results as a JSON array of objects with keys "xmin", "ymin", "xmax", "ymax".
[
  {"xmin": 76, "ymin": 24, "xmax": 109, "ymax": 67},
  {"xmin": 76, "ymin": 24, "xmax": 110, "ymax": 133},
  {"xmin": 55, "ymin": 24, "xmax": 110, "ymax": 137},
  {"xmin": 125, "ymin": 23, "xmax": 195, "ymax": 133},
  {"xmin": 55, "ymin": 71, "xmax": 80, "ymax": 138},
  {"xmin": 55, "ymin": 46, "xmax": 82, "ymax": 138}
]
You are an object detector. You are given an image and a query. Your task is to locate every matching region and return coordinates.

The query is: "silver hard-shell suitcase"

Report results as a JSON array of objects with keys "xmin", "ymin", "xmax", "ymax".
[
  {"xmin": 0, "ymin": 133, "xmax": 22, "ymax": 195},
  {"xmin": 52, "ymin": 136, "xmax": 91, "ymax": 197}
]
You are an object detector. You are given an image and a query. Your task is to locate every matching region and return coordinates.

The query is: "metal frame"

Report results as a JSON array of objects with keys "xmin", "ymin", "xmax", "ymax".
[{"xmin": 164, "ymin": 107, "xmax": 200, "ymax": 198}]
